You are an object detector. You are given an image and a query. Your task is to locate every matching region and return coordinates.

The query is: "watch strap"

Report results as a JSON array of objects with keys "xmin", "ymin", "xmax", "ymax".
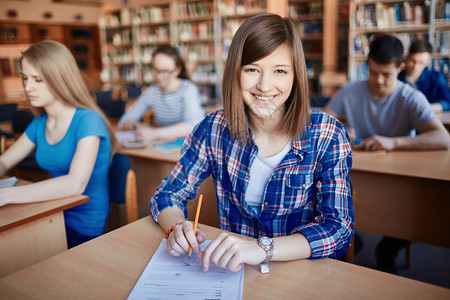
[{"xmin": 260, "ymin": 262, "xmax": 270, "ymax": 273}]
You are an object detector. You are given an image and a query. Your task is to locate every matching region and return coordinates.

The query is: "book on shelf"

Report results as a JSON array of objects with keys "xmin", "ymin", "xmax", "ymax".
[
  {"xmin": 355, "ymin": 2, "xmax": 428, "ymax": 28},
  {"xmin": 435, "ymin": 0, "xmax": 450, "ymax": 20},
  {"xmin": 349, "ymin": 61, "xmax": 368, "ymax": 82},
  {"xmin": 438, "ymin": 31, "xmax": 450, "ymax": 54},
  {"xmin": 445, "ymin": 2, "xmax": 450, "ymax": 20},
  {"xmin": 289, "ymin": 2, "xmax": 323, "ymax": 17},
  {"xmin": 351, "ymin": 32, "xmax": 428, "ymax": 56}
]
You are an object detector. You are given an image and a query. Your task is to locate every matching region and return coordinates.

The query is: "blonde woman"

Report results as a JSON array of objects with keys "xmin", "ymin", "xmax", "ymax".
[{"xmin": 0, "ymin": 40, "xmax": 117, "ymax": 248}]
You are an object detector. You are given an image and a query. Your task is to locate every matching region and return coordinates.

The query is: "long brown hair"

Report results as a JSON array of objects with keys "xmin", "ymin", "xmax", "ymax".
[
  {"xmin": 20, "ymin": 40, "xmax": 117, "ymax": 153},
  {"xmin": 222, "ymin": 13, "xmax": 311, "ymax": 144}
]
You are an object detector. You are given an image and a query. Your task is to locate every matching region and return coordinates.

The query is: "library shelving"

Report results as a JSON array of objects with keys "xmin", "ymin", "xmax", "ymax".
[
  {"xmin": 337, "ymin": 0, "xmax": 350, "ymax": 74},
  {"xmin": 174, "ymin": 0, "xmax": 216, "ymax": 104},
  {"xmin": 98, "ymin": 0, "xmax": 288, "ymax": 105},
  {"xmin": 288, "ymin": 0, "xmax": 324, "ymax": 95},
  {"xmin": 348, "ymin": 0, "xmax": 450, "ymax": 83},
  {"xmin": 0, "ymin": 22, "xmax": 101, "ymax": 96},
  {"xmin": 431, "ymin": 0, "xmax": 450, "ymax": 84}
]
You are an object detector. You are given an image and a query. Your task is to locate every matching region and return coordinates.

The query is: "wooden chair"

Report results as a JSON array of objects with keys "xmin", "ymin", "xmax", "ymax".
[
  {"xmin": 342, "ymin": 186, "xmax": 357, "ymax": 263},
  {"xmin": 109, "ymin": 153, "xmax": 138, "ymax": 224},
  {"xmin": 0, "ymin": 133, "xmax": 5, "ymax": 154},
  {"xmin": 142, "ymin": 108, "xmax": 159, "ymax": 127}
]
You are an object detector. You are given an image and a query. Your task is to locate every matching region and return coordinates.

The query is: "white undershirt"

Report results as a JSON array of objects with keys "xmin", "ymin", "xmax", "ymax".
[{"xmin": 245, "ymin": 141, "xmax": 292, "ymax": 215}]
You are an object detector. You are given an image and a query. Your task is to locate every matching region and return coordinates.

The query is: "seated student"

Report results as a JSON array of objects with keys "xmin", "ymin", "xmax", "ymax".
[
  {"xmin": 0, "ymin": 40, "xmax": 117, "ymax": 248},
  {"xmin": 398, "ymin": 39, "xmax": 450, "ymax": 113},
  {"xmin": 150, "ymin": 13, "xmax": 354, "ymax": 273},
  {"xmin": 118, "ymin": 44, "xmax": 204, "ymax": 141},
  {"xmin": 325, "ymin": 34, "xmax": 449, "ymax": 273}
]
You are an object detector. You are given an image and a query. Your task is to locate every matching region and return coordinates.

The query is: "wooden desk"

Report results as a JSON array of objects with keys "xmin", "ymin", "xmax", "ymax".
[
  {"xmin": 438, "ymin": 111, "xmax": 450, "ymax": 132},
  {"xmin": 0, "ymin": 216, "xmax": 448, "ymax": 299},
  {"xmin": 0, "ymin": 189, "xmax": 89, "ymax": 277},
  {"xmin": 121, "ymin": 143, "xmax": 219, "ymax": 227},
  {"xmin": 351, "ymin": 150, "xmax": 450, "ymax": 248}
]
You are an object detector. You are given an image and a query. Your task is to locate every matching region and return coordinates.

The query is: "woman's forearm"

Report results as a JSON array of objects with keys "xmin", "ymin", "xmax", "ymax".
[{"xmin": 157, "ymin": 206, "xmax": 187, "ymax": 232}]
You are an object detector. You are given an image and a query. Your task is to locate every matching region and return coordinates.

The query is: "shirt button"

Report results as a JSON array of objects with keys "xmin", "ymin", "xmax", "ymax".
[
  {"xmin": 264, "ymin": 202, "xmax": 268, "ymax": 205},
  {"xmin": 302, "ymin": 184, "xmax": 306, "ymax": 188}
]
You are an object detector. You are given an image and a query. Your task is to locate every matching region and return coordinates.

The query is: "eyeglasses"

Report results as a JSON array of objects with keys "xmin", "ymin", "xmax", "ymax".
[{"xmin": 149, "ymin": 66, "xmax": 177, "ymax": 77}]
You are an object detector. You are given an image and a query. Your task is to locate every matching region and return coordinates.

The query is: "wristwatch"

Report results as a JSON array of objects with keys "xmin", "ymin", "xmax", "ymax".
[{"xmin": 258, "ymin": 236, "xmax": 274, "ymax": 273}]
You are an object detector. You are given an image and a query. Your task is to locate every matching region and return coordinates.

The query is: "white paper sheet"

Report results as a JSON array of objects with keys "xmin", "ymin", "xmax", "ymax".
[
  {"xmin": 115, "ymin": 131, "xmax": 136, "ymax": 143},
  {"xmin": 0, "ymin": 176, "xmax": 18, "ymax": 188},
  {"xmin": 128, "ymin": 239, "xmax": 244, "ymax": 300}
]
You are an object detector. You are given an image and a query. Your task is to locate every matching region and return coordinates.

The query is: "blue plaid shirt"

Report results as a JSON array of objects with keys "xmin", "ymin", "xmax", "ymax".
[{"xmin": 151, "ymin": 110, "xmax": 354, "ymax": 259}]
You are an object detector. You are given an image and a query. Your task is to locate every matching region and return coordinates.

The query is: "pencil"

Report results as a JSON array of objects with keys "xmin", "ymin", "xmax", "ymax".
[{"xmin": 189, "ymin": 194, "xmax": 203, "ymax": 257}]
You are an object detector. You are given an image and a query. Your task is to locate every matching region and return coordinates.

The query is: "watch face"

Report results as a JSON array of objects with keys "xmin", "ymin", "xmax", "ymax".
[
  {"xmin": 260, "ymin": 237, "xmax": 273, "ymax": 247},
  {"xmin": 261, "ymin": 238, "xmax": 270, "ymax": 246}
]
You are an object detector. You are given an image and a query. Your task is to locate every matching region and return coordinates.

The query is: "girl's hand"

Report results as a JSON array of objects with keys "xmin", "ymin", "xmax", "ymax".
[
  {"xmin": 199, "ymin": 232, "xmax": 266, "ymax": 272},
  {"xmin": 166, "ymin": 221, "xmax": 206, "ymax": 257}
]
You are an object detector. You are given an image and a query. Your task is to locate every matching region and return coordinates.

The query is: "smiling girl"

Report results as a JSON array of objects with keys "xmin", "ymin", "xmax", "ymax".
[{"xmin": 150, "ymin": 14, "xmax": 354, "ymax": 273}]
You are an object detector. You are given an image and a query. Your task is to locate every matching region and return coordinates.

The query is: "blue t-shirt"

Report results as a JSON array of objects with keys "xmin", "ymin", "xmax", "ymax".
[{"xmin": 25, "ymin": 108, "xmax": 111, "ymax": 236}]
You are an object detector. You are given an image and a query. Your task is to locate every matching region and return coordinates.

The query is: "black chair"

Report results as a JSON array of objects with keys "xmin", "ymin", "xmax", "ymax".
[
  {"xmin": 0, "ymin": 103, "xmax": 18, "ymax": 139},
  {"xmin": 11, "ymin": 110, "xmax": 50, "ymax": 182},
  {"xmin": 12, "ymin": 109, "xmax": 35, "ymax": 135},
  {"xmin": 94, "ymin": 90, "xmax": 126, "ymax": 119},
  {"xmin": 0, "ymin": 103, "xmax": 18, "ymax": 122},
  {"xmin": 125, "ymin": 84, "xmax": 143, "ymax": 100}
]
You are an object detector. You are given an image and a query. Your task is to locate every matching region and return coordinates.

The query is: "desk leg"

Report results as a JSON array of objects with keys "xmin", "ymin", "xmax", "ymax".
[{"xmin": 0, "ymin": 212, "xmax": 67, "ymax": 277}]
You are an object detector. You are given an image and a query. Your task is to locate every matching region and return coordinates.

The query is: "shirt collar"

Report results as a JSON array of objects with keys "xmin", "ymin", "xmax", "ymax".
[{"xmin": 247, "ymin": 115, "xmax": 312, "ymax": 157}]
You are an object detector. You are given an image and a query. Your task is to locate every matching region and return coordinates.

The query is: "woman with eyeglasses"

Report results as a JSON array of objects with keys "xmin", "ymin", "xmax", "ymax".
[{"xmin": 118, "ymin": 45, "xmax": 204, "ymax": 141}]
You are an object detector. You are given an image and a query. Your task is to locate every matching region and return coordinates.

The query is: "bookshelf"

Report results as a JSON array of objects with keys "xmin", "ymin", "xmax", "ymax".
[
  {"xmin": 215, "ymin": 0, "xmax": 267, "ymax": 102},
  {"xmin": 175, "ymin": 0, "xmax": 216, "ymax": 104},
  {"xmin": 98, "ymin": 0, "xmax": 288, "ymax": 105},
  {"xmin": 347, "ymin": 0, "xmax": 449, "ymax": 82},
  {"xmin": 0, "ymin": 22, "xmax": 102, "ymax": 97},
  {"xmin": 288, "ymin": 0, "xmax": 324, "ymax": 95},
  {"xmin": 431, "ymin": 0, "xmax": 450, "ymax": 84},
  {"xmin": 98, "ymin": 8, "xmax": 136, "ymax": 86},
  {"xmin": 0, "ymin": 23, "xmax": 31, "ymax": 44},
  {"xmin": 337, "ymin": 0, "xmax": 350, "ymax": 73}
]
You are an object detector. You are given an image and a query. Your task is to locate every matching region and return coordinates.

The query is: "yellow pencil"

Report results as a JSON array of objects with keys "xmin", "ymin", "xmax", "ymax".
[{"xmin": 189, "ymin": 194, "xmax": 203, "ymax": 257}]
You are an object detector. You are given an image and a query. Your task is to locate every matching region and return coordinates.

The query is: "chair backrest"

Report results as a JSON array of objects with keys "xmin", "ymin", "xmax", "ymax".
[
  {"xmin": 342, "ymin": 183, "xmax": 356, "ymax": 263},
  {"xmin": 125, "ymin": 84, "xmax": 143, "ymax": 100},
  {"xmin": 0, "ymin": 103, "xmax": 18, "ymax": 123},
  {"xmin": 95, "ymin": 90, "xmax": 126, "ymax": 119},
  {"xmin": 0, "ymin": 132, "xmax": 5, "ymax": 154},
  {"xmin": 109, "ymin": 153, "xmax": 138, "ymax": 223},
  {"xmin": 12, "ymin": 110, "xmax": 35, "ymax": 134}
]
